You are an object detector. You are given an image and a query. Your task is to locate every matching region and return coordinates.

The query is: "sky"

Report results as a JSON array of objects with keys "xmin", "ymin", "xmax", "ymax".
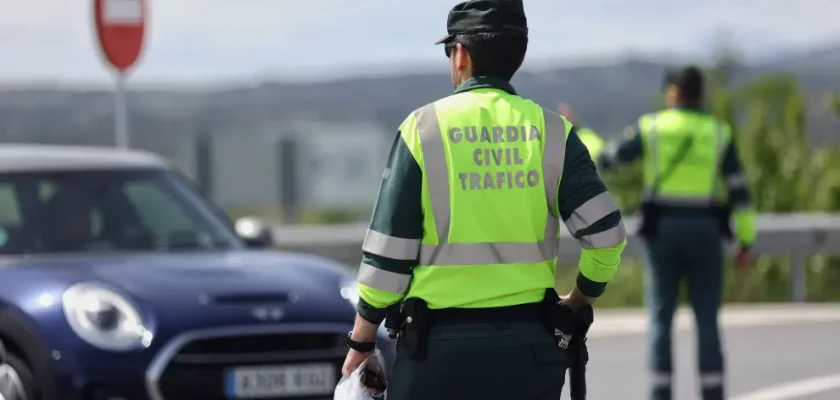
[{"xmin": 0, "ymin": 0, "xmax": 838, "ymax": 84}]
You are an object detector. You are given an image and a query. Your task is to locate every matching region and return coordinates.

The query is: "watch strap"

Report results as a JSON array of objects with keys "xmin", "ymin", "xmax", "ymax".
[{"xmin": 346, "ymin": 332, "xmax": 376, "ymax": 352}]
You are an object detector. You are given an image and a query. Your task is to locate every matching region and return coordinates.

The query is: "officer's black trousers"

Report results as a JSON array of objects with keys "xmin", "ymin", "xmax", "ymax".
[
  {"xmin": 646, "ymin": 215, "xmax": 725, "ymax": 400},
  {"xmin": 386, "ymin": 321, "xmax": 568, "ymax": 400}
]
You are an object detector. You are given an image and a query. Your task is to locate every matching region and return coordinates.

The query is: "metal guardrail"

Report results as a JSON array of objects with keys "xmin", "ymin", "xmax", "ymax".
[{"xmin": 271, "ymin": 213, "xmax": 840, "ymax": 303}]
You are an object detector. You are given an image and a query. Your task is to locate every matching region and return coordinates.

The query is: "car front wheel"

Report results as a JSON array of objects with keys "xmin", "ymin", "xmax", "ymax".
[{"xmin": 0, "ymin": 351, "xmax": 36, "ymax": 400}]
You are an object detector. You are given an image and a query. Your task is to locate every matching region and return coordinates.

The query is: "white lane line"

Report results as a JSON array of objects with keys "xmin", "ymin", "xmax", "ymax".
[
  {"xmin": 732, "ymin": 373, "xmax": 840, "ymax": 400},
  {"xmin": 588, "ymin": 309, "xmax": 840, "ymax": 337}
]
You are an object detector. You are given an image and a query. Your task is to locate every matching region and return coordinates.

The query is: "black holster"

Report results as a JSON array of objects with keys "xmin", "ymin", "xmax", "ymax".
[
  {"xmin": 383, "ymin": 303, "xmax": 403, "ymax": 340},
  {"xmin": 542, "ymin": 290, "xmax": 594, "ymax": 400},
  {"xmin": 567, "ymin": 305, "xmax": 594, "ymax": 400},
  {"xmin": 399, "ymin": 298, "xmax": 430, "ymax": 361}
]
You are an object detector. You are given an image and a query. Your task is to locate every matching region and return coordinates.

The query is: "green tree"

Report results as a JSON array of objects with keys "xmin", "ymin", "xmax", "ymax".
[
  {"xmin": 729, "ymin": 74, "xmax": 830, "ymax": 211},
  {"xmin": 721, "ymin": 76, "xmax": 840, "ymax": 301},
  {"xmin": 827, "ymin": 93, "xmax": 840, "ymax": 118},
  {"xmin": 822, "ymin": 93, "xmax": 840, "ymax": 211}
]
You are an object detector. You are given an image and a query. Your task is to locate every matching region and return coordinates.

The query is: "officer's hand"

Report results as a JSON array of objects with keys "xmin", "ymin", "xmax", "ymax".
[
  {"xmin": 560, "ymin": 287, "xmax": 596, "ymax": 312},
  {"xmin": 734, "ymin": 246, "xmax": 752, "ymax": 270},
  {"xmin": 342, "ymin": 349, "xmax": 374, "ymax": 376}
]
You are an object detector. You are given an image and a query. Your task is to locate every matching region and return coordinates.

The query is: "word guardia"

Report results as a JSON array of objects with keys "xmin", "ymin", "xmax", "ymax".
[{"xmin": 448, "ymin": 125, "xmax": 542, "ymax": 191}]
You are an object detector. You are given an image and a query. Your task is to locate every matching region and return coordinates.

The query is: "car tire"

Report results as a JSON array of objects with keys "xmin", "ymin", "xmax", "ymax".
[{"xmin": 0, "ymin": 352, "xmax": 37, "ymax": 400}]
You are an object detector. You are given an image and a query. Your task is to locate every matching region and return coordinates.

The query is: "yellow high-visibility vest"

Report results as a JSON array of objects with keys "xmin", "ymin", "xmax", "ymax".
[{"xmin": 393, "ymin": 88, "xmax": 571, "ymax": 309}]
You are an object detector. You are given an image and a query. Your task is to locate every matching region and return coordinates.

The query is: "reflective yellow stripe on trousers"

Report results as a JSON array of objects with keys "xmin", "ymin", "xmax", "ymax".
[{"xmin": 413, "ymin": 104, "xmax": 567, "ymax": 267}]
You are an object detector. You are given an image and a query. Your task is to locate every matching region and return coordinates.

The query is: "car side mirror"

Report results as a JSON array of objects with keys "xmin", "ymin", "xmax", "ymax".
[{"xmin": 234, "ymin": 217, "xmax": 274, "ymax": 249}]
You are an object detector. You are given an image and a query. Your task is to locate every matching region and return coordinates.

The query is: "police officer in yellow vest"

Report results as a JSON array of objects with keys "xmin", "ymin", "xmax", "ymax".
[
  {"xmin": 558, "ymin": 103, "xmax": 605, "ymax": 159},
  {"xmin": 340, "ymin": 1, "xmax": 627, "ymax": 399},
  {"xmin": 597, "ymin": 66, "xmax": 756, "ymax": 400}
]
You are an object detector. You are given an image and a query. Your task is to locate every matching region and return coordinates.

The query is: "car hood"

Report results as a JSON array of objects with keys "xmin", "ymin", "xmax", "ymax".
[
  {"xmin": 2, "ymin": 250, "xmax": 357, "ymax": 323},
  {"xmin": 91, "ymin": 252, "xmax": 346, "ymax": 299}
]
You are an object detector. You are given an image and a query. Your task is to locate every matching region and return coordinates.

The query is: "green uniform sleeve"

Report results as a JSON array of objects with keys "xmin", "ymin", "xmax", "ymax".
[
  {"xmin": 356, "ymin": 129, "xmax": 424, "ymax": 324},
  {"xmin": 720, "ymin": 135, "xmax": 757, "ymax": 246},
  {"xmin": 557, "ymin": 129, "xmax": 627, "ymax": 298}
]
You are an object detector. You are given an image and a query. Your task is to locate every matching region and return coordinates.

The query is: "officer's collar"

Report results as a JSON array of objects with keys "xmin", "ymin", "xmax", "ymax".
[
  {"xmin": 453, "ymin": 77, "xmax": 518, "ymax": 95},
  {"xmin": 672, "ymin": 104, "xmax": 708, "ymax": 113}
]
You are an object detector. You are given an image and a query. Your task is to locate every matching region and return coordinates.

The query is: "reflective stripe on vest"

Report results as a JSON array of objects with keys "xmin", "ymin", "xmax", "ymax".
[
  {"xmin": 357, "ymin": 261, "xmax": 412, "ymax": 294},
  {"xmin": 361, "ymin": 229, "xmax": 420, "ymax": 260},
  {"xmin": 564, "ymin": 191, "xmax": 623, "ymax": 248},
  {"xmin": 412, "ymin": 103, "xmax": 567, "ymax": 267},
  {"xmin": 644, "ymin": 116, "xmax": 726, "ymax": 206}
]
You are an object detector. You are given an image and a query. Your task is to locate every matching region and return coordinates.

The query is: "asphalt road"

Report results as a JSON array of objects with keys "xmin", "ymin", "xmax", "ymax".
[{"xmin": 566, "ymin": 306, "xmax": 840, "ymax": 400}]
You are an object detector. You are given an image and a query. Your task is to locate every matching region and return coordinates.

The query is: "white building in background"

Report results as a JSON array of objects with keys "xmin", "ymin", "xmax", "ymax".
[
  {"xmin": 301, "ymin": 122, "xmax": 390, "ymax": 209},
  {"xmin": 206, "ymin": 119, "xmax": 390, "ymax": 216}
]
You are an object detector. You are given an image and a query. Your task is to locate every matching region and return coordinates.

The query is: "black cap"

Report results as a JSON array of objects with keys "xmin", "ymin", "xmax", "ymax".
[{"xmin": 435, "ymin": 0, "xmax": 528, "ymax": 45}]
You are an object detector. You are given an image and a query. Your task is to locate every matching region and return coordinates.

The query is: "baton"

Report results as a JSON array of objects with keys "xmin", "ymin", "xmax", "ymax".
[{"xmin": 569, "ymin": 305, "xmax": 594, "ymax": 400}]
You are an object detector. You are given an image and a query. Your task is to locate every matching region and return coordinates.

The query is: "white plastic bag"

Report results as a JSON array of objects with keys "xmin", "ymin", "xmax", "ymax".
[{"xmin": 334, "ymin": 350, "xmax": 388, "ymax": 400}]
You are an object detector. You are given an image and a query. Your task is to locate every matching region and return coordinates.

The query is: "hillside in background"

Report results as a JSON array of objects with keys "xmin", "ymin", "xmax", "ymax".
[{"xmin": 0, "ymin": 44, "xmax": 838, "ymax": 156}]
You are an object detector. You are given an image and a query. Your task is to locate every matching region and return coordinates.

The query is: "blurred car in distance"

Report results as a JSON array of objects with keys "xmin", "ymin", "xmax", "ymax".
[{"xmin": 0, "ymin": 144, "xmax": 394, "ymax": 400}]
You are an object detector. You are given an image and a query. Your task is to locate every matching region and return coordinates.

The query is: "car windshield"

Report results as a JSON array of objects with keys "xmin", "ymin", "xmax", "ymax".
[{"xmin": 0, "ymin": 168, "xmax": 242, "ymax": 255}]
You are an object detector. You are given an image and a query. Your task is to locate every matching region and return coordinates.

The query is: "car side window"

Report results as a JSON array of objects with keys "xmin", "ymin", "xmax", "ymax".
[
  {"xmin": 122, "ymin": 181, "xmax": 199, "ymax": 239},
  {"xmin": 0, "ymin": 183, "xmax": 22, "ymax": 250},
  {"xmin": 37, "ymin": 181, "xmax": 103, "ymax": 237},
  {"xmin": 0, "ymin": 183, "xmax": 21, "ymax": 225}
]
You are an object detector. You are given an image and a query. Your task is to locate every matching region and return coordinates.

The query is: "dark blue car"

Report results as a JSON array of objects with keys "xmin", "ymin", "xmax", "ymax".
[{"xmin": 0, "ymin": 145, "xmax": 394, "ymax": 400}]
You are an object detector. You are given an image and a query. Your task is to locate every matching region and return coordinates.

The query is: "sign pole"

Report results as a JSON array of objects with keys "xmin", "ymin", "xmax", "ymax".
[
  {"xmin": 113, "ymin": 71, "xmax": 130, "ymax": 149},
  {"xmin": 94, "ymin": 0, "xmax": 146, "ymax": 149}
]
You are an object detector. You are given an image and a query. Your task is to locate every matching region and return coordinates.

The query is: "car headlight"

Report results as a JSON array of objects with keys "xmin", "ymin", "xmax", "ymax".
[
  {"xmin": 340, "ymin": 278, "xmax": 360, "ymax": 306},
  {"xmin": 62, "ymin": 283, "xmax": 153, "ymax": 352}
]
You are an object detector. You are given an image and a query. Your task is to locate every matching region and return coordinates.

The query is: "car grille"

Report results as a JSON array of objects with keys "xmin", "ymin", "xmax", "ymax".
[{"xmin": 156, "ymin": 333, "xmax": 346, "ymax": 400}]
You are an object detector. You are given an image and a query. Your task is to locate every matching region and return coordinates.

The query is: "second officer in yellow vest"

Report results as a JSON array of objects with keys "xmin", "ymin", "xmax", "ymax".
[
  {"xmin": 340, "ymin": 1, "xmax": 627, "ymax": 399},
  {"xmin": 598, "ymin": 66, "xmax": 757, "ymax": 400},
  {"xmin": 558, "ymin": 103, "xmax": 605, "ymax": 159},
  {"xmin": 577, "ymin": 127, "xmax": 605, "ymax": 159}
]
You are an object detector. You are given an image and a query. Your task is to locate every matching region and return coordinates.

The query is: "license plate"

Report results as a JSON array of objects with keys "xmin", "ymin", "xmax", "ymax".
[{"xmin": 225, "ymin": 363, "xmax": 336, "ymax": 398}]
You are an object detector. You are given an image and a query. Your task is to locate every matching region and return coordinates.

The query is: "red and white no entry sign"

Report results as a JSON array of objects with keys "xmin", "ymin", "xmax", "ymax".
[
  {"xmin": 94, "ymin": 0, "xmax": 147, "ymax": 72},
  {"xmin": 93, "ymin": 0, "xmax": 148, "ymax": 149}
]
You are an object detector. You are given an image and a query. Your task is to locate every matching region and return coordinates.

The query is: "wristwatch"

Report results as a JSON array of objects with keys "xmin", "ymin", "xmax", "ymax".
[{"xmin": 346, "ymin": 332, "xmax": 376, "ymax": 353}]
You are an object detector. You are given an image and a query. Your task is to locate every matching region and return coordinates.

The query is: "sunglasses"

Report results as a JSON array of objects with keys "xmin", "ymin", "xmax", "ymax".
[{"xmin": 444, "ymin": 42, "xmax": 456, "ymax": 58}]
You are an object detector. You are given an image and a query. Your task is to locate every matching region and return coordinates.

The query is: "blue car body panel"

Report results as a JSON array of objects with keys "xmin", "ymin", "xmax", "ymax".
[{"xmin": 0, "ymin": 250, "xmax": 396, "ymax": 399}]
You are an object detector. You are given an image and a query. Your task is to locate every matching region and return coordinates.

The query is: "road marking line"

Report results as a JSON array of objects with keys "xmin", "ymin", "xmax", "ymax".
[
  {"xmin": 732, "ymin": 373, "xmax": 840, "ymax": 400},
  {"xmin": 587, "ymin": 310, "xmax": 840, "ymax": 337}
]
